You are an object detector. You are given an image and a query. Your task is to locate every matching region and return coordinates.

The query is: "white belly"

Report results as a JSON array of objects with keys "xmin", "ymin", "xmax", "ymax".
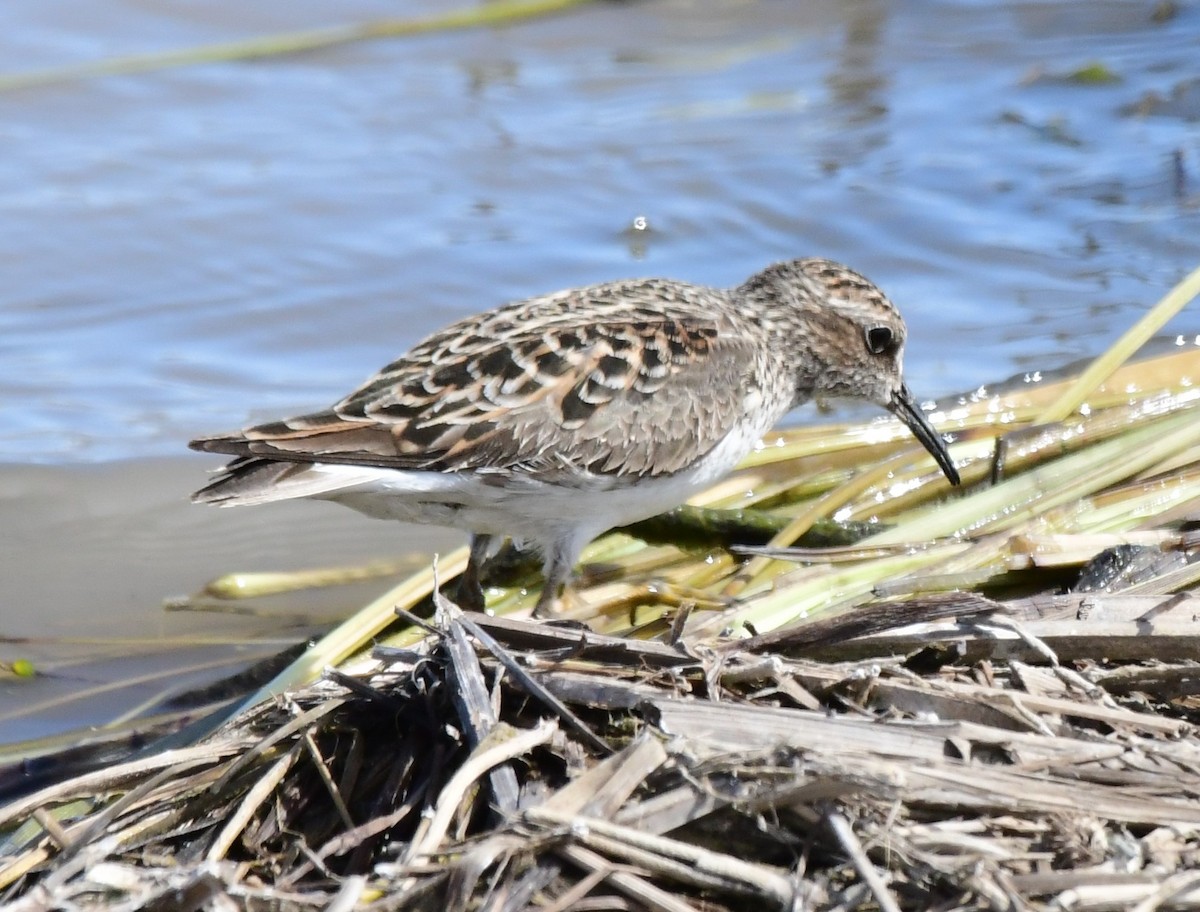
[{"xmin": 312, "ymin": 415, "xmax": 767, "ymax": 549}]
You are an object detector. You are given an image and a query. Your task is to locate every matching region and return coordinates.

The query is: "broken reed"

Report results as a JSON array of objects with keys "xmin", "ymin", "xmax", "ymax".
[
  {"xmin": 153, "ymin": 261, "xmax": 1200, "ymax": 711},
  {"xmin": 2, "ymin": 265, "xmax": 1200, "ymax": 911},
  {"xmin": 221, "ymin": 344, "xmax": 1200, "ymax": 715}
]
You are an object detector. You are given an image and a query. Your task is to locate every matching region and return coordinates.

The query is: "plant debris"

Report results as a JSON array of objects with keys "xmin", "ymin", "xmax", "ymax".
[
  {"xmin": 4, "ymin": 585, "xmax": 1200, "ymax": 911},
  {"xmin": 3, "ymin": 268, "xmax": 1200, "ymax": 909}
]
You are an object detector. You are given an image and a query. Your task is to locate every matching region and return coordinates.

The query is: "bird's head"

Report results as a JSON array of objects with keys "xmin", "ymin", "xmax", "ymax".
[{"xmin": 739, "ymin": 258, "xmax": 960, "ymax": 486}]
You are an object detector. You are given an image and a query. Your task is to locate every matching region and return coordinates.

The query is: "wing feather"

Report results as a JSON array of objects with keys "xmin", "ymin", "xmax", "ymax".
[{"xmin": 190, "ymin": 280, "xmax": 765, "ymax": 484}]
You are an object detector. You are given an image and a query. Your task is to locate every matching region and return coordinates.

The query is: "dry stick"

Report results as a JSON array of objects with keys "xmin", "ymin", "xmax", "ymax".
[
  {"xmin": 1129, "ymin": 871, "xmax": 1200, "ymax": 912},
  {"xmin": 301, "ymin": 731, "xmax": 355, "ymax": 832},
  {"xmin": 38, "ymin": 834, "xmax": 120, "ymax": 895},
  {"xmin": 209, "ymin": 698, "xmax": 343, "ymax": 795},
  {"xmin": 436, "ymin": 591, "xmax": 522, "ymax": 817},
  {"xmin": 481, "ymin": 845, "xmax": 562, "ymax": 912},
  {"xmin": 456, "ymin": 614, "xmax": 614, "ymax": 755},
  {"xmin": 30, "ymin": 809, "xmax": 71, "ymax": 851},
  {"xmin": 469, "ymin": 613, "xmax": 694, "ymax": 668},
  {"xmin": 279, "ymin": 750, "xmax": 424, "ymax": 888},
  {"xmin": 528, "ymin": 807, "xmax": 797, "ymax": 905},
  {"xmin": 0, "ymin": 743, "xmax": 247, "ymax": 878},
  {"xmin": 541, "ymin": 732, "xmax": 667, "ymax": 817},
  {"xmin": 484, "ymin": 734, "xmax": 666, "ymax": 912},
  {"xmin": 445, "ymin": 836, "xmax": 526, "ymax": 912},
  {"xmin": 729, "ymin": 591, "xmax": 1006, "ymax": 654},
  {"xmin": 324, "ymin": 667, "xmax": 401, "ymax": 705},
  {"xmin": 963, "ymin": 869, "xmax": 1023, "ymax": 912},
  {"xmin": 973, "ymin": 615, "xmax": 1117, "ymax": 707},
  {"xmin": 537, "ymin": 864, "xmax": 618, "ymax": 912},
  {"xmin": 225, "ymin": 548, "xmax": 468, "ymax": 726},
  {"xmin": 402, "ymin": 720, "xmax": 558, "ymax": 866},
  {"xmin": 1027, "ymin": 878, "xmax": 1200, "ymax": 911},
  {"xmin": 556, "ymin": 844, "xmax": 704, "ymax": 912},
  {"xmin": 312, "ymin": 763, "xmax": 422, "ymax": 863},
  {"xmin": 206, "ymin": 748, "xmax": 297, "ymax": 861},
  {"xmin": 38, "ymin": 755, "xmax": 222, "ymax": 870},
  {"xmin": 824, "ymin": 810, "xmax": 902, "ymax": 912},
  {"xmin": 323, "ymin": 876, "xmax": 367, "ymax": 912}
]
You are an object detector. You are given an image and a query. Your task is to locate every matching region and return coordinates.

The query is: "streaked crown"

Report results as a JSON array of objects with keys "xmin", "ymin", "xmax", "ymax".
[{"xmin": 736, "ymin": 257, "xmax": 910, "ymax": 410}]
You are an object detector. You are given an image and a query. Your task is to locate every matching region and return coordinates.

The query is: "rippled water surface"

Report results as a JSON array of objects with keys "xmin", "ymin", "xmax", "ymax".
[{"xmin": 1, "ymin": 0, "xmax": 1198, "ymax": 739}]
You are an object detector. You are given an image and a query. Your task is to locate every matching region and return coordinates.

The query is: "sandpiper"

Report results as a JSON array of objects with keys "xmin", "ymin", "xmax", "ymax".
[{"xmin": 191, "ymin": 257, "xmax": 960, "ymax": 614}]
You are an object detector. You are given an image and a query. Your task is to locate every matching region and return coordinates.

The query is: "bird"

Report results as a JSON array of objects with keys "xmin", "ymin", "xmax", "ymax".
[{"xmin": 190, "ymin": 257, "xmax": 960, "ymax": 615}]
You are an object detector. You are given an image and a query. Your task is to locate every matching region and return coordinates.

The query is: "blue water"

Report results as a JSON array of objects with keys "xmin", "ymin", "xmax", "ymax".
[{"xmin": 0, "ymin": 0, "xmax": 1197, "ymax": 463}]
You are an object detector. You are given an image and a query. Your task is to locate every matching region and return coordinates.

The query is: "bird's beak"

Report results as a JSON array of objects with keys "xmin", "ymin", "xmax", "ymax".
[{"xmin": 888, "ymin": 385, "xmax": 960, "ymax": 485}]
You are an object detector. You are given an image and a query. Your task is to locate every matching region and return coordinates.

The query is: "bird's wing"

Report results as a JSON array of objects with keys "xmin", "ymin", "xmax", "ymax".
[{"xmin": 190, "ymin": 290, "xmax": 765, "ymax": 482}]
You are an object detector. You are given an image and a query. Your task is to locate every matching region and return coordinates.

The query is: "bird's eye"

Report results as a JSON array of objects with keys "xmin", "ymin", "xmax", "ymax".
[{"xmin": 865, "ymin": 325, "xmax": 894, "ymax": 355}]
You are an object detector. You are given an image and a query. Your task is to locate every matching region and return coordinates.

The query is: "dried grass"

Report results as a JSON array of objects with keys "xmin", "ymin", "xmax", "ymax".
[
  {"xmin": 3, "ymin": 269, "xmax": 1200, "ymax": 909},
  {"xmin": 5, "ymin": 591, "xmax": 1200, "ymax": 911}
]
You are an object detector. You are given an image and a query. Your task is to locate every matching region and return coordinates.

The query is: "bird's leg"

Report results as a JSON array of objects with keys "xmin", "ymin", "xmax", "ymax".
[
  {"xmin": 534, "ymin": 539, "xmax": 578, "ymax": 618},
  {"xmin": 533, "ymin": 573, "xmax": 564, "ymax": 618},
  {"xmin": 457, "ymin": 533, "xmax": 493, "ymax": 611}
]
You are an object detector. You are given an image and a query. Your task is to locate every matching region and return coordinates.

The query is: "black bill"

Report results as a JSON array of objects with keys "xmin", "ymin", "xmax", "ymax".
[{"xmin": 888, "ymin": 385, "xmax": 960, "ymax": 485}]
